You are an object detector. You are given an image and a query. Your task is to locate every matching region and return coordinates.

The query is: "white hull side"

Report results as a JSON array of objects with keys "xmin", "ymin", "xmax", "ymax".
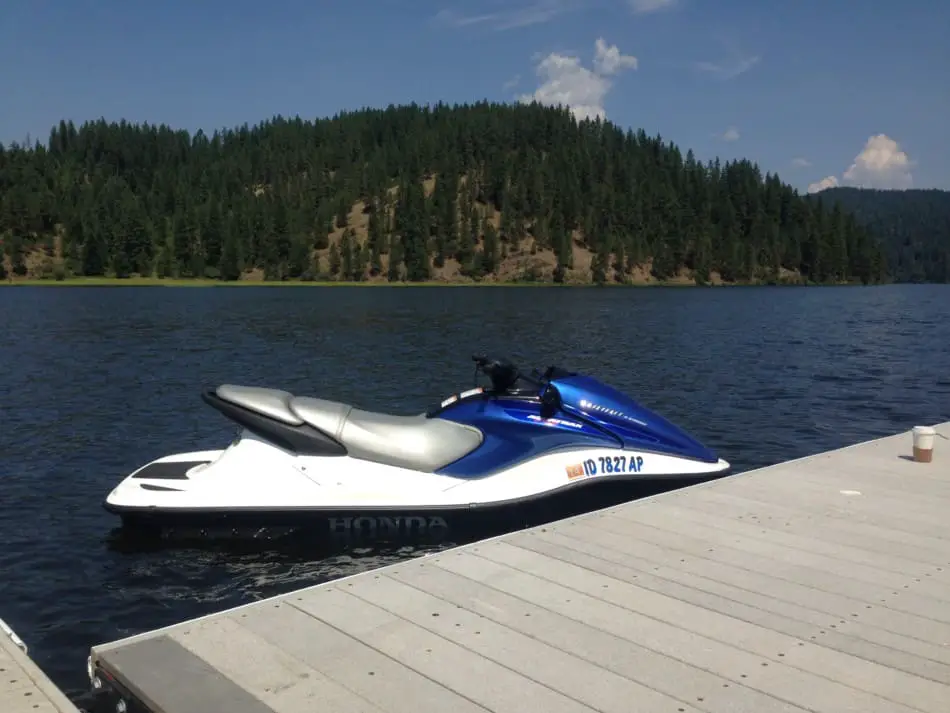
[{"xmin": 106, "ymin": 430, "xmax": 731, "ymax": 513}]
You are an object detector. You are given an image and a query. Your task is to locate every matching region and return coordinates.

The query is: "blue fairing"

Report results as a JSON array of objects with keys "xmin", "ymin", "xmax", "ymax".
[
  {"xmin": 552, "ymin": 375, "xmax": 719, "ymax": 464},
  {"xmin": 435, "ymin": 373, "xmax": 719, "ymax": 478},
  {"xmin": 435, "ymin": 397, "xmax": 619, "ymax": 478}
]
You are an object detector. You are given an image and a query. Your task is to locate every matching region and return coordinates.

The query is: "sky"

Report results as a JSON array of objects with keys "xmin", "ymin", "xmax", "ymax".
[{"xmin": 2, "ymin": 0, "xmax": 948, "ymax": 195}]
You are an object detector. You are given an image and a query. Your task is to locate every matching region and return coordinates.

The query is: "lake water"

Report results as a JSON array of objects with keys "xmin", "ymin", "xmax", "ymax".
[{"xmin": 1, "ymin": 283, "xmax": 948, "ymax": 706}]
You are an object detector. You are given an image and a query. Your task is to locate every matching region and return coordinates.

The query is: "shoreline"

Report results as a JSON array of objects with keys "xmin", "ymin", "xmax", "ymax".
[{"xmin": 1, "ymin": 276, "xmax": 870, "ymax": 288}]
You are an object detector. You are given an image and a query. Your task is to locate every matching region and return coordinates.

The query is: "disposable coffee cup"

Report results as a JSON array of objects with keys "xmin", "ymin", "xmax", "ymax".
[{"xmin": 912, "ymin": 426, "xmax": 936, "ymax": 463}]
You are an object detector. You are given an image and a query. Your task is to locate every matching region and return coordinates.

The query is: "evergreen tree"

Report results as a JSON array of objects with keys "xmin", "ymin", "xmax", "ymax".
[
  {"xmin": 0, "ymin": 102, "xmax": 903, "ymax": 285},
  {"xmin": 328, "ymin": 242, "xmax": 341, "ymax": 277},
  {"xmin": 219, "ymin": 230, "xmax": 244, "ymax": 281},
  {"xmin": 340, "ymin": 229, "xmax": 354, "ymax": 279}
]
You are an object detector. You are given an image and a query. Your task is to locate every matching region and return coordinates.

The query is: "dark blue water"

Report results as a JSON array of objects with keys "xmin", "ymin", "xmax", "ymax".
[{"xmin": 1, "ymin": 284, "xmax": 948, "ymax": 704}]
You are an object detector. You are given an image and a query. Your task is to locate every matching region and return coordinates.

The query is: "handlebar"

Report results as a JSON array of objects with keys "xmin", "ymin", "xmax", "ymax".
[
  {"xmin": 471, "ymin": 354, "xmax": 541, "ymax": 393},
  {"xmin": 472, "ymin": 353, "xmax": 511, "ymax": 380},
  {"xmin": 469, "ymin": 354, "xmax": 561, "ymax": 418}
]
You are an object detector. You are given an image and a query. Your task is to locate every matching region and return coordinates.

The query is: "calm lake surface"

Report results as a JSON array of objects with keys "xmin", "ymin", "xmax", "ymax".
[{"xmin": 1, "ymin": 283, "xmax": 948, "ymax": 704}]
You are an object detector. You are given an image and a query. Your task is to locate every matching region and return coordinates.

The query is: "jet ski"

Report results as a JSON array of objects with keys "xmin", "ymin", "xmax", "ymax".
[{"xmin": 103, "ymin": 355, "xmax": 730, "ymax": 539}]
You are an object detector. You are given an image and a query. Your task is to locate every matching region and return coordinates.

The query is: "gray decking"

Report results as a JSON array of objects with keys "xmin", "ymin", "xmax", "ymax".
[
  {"xmin": 89, "ymin": 423, "xmax": 950, "ymax": 713},
  {"xmin": 1, "ymin": 619, "xmax": 81, "ymax": 713}
]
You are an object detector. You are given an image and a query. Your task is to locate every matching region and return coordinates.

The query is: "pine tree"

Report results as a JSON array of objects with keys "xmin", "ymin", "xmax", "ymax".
[
  {"xmin": 328, "ymin": 242, "xmax": 341, "ymax": 277},
  {"xmin": 219, "ymin": 231, "xmax": 244, "ymax": 281},
  {"xmin": 341, "ymin": 229, "xmax": 354, "ymax": 280},
  {"xmin": 0, "ymin": 102, "xmax": 898, "ymax": 285}
]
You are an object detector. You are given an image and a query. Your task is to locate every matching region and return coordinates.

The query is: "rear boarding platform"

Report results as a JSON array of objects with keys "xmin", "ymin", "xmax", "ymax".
[{"xmin": 87, "ymin": 422, "xmax": 950, "ymax": 713}]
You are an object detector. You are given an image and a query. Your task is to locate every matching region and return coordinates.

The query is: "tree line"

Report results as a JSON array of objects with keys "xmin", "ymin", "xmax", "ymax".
[
  {"xmin": 0, "ymin": 101, "xmax": 890, "ymax": 284},
  {"xmin": 810, "ymin": 187, "xmax": 949, "ymax": 283}
]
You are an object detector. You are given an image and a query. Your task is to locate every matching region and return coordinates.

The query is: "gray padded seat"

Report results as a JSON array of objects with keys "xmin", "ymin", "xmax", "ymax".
[
  {"xmin": 290, "ymin": 396, "xmax": 483, "ymax": 472},
  {"xmin": 287, "ymin": 397, "xmax": 350, "ymax": 438},
  {"xmin": 216, "ymin": 385, "xmax": 303, "ymax": 425}
]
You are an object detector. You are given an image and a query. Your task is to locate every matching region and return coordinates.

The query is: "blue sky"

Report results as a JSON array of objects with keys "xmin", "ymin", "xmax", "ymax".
[{"xmin": 2, "ymin": 0, "xmax": 948, "ymax": 194}]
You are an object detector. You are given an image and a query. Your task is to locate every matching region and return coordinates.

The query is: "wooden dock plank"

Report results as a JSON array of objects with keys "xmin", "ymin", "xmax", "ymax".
[
  {"xmin": 715, "ymin": 478, "xmax": 950, "ymax": 539},
  {"xmin": 234, "ymin": 604, "xmax": 493, "ymax": 713},
  {"xmin": 764, "ymin": 473, "xmax": 950, "ymax": 511},
  {"xmin": 685, "ymin": 485, "xmax": 950, "ymax": 550},
  {"xmin": 99, "ymin": 636, "xmax": 277, "ymax": 713},
  {"xmin": 384, "ymin": 563, "xmax": 808, "ymax": 713},
  {"xmin": 640, "ymin": 499, "xmax": 950, "ymax": 579},
  {"xmin": 327, "ymin": 570, "xmax": 706, "ymax": 713},
  {"xmin": 170, "ymin": 617, "xmax": 387, "ymax": 713},
  {"xmin": 0, "ymin": 623, "xmax": 81, "ymax": 713},
  {"xmin": 512, "ymin": 530, "xmax": 950, "ymax": 685},
  {"xmin": 783, "ymin": 461, "xmax": 950, "ymax": 494},
  {"xmin": 668, "ymin": 489, "xmax": 950, "ymax": 565},
  {"xmin": 525, "ymin": 524, "xmax": 950, "ymax": 672},
  {"xmin": 472, "ymin": 539, "xmax": 946, "ymax": 712},
  {"xmin": 88, "ymin": 422, "xmax": 950, "ymax": 713},
  {"xmin": 726, "ymin": 478, "xmax": 950, "ymax": 532},
  {"xmin": 607, "ymin": 507, "xmax": 950, "ymax": 601},
  {"xmin": 285, "ymin": 586, "xmax": 602, "ymax": 713},
  {"xmin": 595, "ymin": 512, "xmax": 950, "ymax": 629},
  {"xmin": 433, "ymin": 543, "xmax": 921, "ymax": 713}
]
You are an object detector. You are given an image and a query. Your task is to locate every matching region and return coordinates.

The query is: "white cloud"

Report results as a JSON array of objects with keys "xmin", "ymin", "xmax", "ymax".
[
  {"xmin": 593, "ymin": 37, "xmax": 639, "ymax": 75},
  {"xmin": 807, "ymin": 134, "xmax": 914, "ymax": 194},
  {"xmin": 791, "ymin": 157, "xmax": 811, "ymax": 168},
  {"xmin": 720, "ymin": 127, "xmax": 740, "ymax": 142},
  {"xmin": 695, "ymin": 36, "xmax": 760, "ymax": 80},
  {"xmin": 628, "ymin": 0, "xmax": 676, "ymax": 14},
  {"xmin": 432, "ymin": 1, "xmax": 578, "ymax": 31},
  {"xmin": 807, "ymin": 175, "xmax": 839, "ymax": 194},
  {"xmin": 695, "ymin": 54, "xmax": 759, "ymax": 80},
  {"xmin": 518, "ymin": 38, "xmax": 637, "ymax": 121},
  {"xmin": 436, "ymin": 0, "xmax": 674, "ymax": 29},
  {"xmin": 431, "ymin": 9, "xmax": 497, "ymax": 27},
  {"xmin": 842, "ymin": 134, "xmax": 913, "ymax": 189}
]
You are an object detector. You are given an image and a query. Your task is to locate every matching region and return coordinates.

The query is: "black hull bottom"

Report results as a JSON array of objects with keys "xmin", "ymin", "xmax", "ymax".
[{"xmin": 108, "ymin": 472, "xmax": 726, "ymax": 547}]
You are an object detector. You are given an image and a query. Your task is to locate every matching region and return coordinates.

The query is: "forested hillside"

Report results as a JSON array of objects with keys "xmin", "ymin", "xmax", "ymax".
[
  {"xmin": 0, "ymin": 101, "xmax": 888, "ymax": 285},
  {"xmin": 810, "ymin": 187, "xmax": 950, "ymax": 283}
]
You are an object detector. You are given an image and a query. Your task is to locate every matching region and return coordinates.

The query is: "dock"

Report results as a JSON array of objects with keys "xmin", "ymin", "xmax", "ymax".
[
  {"xmin": 88, "ymin": 423, "xmax": 950, "ymax": 713},
  {"xmin": 1, "ymin": 618, "xmax": 82, "ymax": 713}
]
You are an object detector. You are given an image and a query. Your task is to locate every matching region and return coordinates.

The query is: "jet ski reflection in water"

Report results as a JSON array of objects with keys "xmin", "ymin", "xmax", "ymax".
[{"xmin": 104, "ymin": 355, "xmax": 730, "ymax": 542}]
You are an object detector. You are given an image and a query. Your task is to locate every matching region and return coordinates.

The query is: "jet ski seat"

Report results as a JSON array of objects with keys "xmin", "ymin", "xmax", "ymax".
[
  {"xmin": 214, "ymin": 385, "xmax": 484, "ymax": 472},
  {"xmin": 291, "ymin": 397, "xmax": 484, "ymax": 472},
  {"xmin": 215, "ymin": 384, "xmax": 301, "ymax": 424}
]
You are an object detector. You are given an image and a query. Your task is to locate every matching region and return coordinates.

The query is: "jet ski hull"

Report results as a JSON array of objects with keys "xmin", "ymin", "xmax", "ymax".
[
  {"xmin": 104, "ymin": 432, "xmax": 731, "ymax": 542},
  {"xmin": 104, "ymin": 357, "xmax": 732, "ymax": 543}
]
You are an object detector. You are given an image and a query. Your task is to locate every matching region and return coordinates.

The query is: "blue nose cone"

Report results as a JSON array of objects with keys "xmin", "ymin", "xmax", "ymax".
[{"xmin": 553, "ymin": 375, "xmax": 720, "ymax": 463}]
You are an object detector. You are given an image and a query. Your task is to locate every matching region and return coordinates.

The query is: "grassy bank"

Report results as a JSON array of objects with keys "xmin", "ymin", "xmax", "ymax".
[
  {"xmin": 2, "ymin": 276, "xmax": 715, "ymax": 288},
  {"xmin": 0, "ymin": 274, "xmax": 867, "ymax": 288}
]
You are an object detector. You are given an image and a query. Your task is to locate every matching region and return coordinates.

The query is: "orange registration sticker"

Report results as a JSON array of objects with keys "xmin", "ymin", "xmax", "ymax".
[{"xmin": 565, "ymin": 463, "xmax": 585, "ymax": 480}]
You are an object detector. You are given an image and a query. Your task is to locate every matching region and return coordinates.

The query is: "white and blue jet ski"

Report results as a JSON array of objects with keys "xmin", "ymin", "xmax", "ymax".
[{"xmin": 104, "ymin": 355, "xmax": 730, "ymax": 539}]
